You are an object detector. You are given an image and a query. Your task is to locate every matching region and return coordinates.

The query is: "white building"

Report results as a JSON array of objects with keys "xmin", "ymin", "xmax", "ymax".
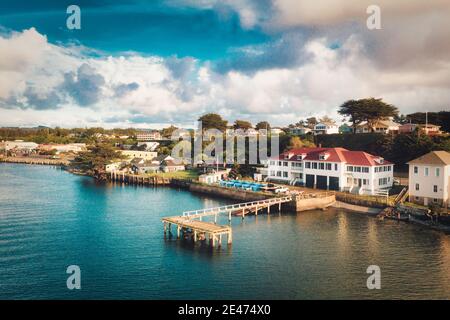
[
  {"xmin": 38, "ymin": 143, "xmax": 87, "ymax": 153},
  {"xmin": 407, "ymin": 151, "xmax": 450, "ymax": 207},
  {"xmin": 3, "ymin": 141, "xmax": 39, "ymax": 152},
  {"xmin": 289, "ymin": 127, "xmax": 311, "ymax": 135},
  {"xmin": 121, "ymin": 150, "xmax": 157, "ymax": 161},
  {"xmin": 313, "ymin": 122, "xmax": 339, "ymax": 135},
  {"xmin": 267, "ymin": 147, "xmax": 394, "ymax": 195},
  {"xmin": 356, "ymin": 119, "xmax": 400, "ymax": 134},
  {"xmin": 136, "ymin": 130, "xmax": 162, "ymax": 141}
]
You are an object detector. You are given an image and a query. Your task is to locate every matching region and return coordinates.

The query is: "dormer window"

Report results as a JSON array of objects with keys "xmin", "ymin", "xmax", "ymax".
[
  {"xmin": 284, "ymin": 152, "xmax": 293, "ymax": 160},
  {"xmin": 375, "ymin": 157, "xmax": 384, "ymax": 164},
  {"xmin": 319, "ymin": 153, "xmax": 330, "ymax": 160},
  {"xmin": 296, "ymin": 153, "xmax": 306, "ymax": 160}
]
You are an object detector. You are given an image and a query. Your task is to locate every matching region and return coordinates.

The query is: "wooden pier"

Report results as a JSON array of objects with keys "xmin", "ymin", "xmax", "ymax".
[
  {"xmin": 161, "ymin": 196, "xmax": 293, "ymax": 247},
  {"xmin": 162, "ymin": 216, "xmax": 232, "ymax": 247}
]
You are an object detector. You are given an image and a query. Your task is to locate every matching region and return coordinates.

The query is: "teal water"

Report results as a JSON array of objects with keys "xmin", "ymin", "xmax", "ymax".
[{"xmin": 0, "ymin": 164, "xmax": 449, "ymax": 299}]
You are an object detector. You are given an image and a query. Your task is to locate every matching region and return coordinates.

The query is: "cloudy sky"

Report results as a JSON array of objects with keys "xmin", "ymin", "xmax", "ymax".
[{"xmin": 0, "ymin": 0, "xmax": 449, "ymax": 128}]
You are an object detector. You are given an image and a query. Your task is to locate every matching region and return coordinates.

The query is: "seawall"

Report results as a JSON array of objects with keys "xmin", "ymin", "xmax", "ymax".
[
  {"xmin": 188, "ymin": 183, "xmax": 273, "ymax": 202},
  {"xmin": 332, "ymin": 201, "xmax": 383, "ymax": 215}
]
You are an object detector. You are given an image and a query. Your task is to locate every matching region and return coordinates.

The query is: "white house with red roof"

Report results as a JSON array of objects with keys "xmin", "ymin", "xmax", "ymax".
[{"xmin": 267, "ymin": 147, "xmax": 394, "ymax": 195}]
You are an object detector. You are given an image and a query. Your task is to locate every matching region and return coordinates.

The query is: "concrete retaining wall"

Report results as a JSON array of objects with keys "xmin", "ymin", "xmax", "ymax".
[
  {"xmin": 333, "ymin": 201, "xmax": 383, "ymax": 215},
  {"xmin": 288, "ymin": 195, "xmax": 336, "ymax": 212},
  {"xmin": 188, "ymin": 183, "xmax": 273, "ymax": 202}
]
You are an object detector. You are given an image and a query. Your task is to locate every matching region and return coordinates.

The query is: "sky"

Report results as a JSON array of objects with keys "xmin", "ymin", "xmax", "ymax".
[{"xmin": 0, "ymin": 0, "xmax": 449, "ymax": 129}]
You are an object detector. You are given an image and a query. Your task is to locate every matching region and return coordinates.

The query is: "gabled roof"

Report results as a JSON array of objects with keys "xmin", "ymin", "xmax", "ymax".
[
  {"xmin": 407, "ymin": 151, "xmax": 450, "ymax": 165},
  {"xmin": 274, "ymin": 147, "xmax": 392, "ymax": 166}
]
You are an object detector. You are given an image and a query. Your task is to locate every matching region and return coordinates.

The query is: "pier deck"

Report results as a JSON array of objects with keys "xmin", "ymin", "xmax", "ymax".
[
  {"xmin": 162, "ymin": 216, "xmax": 232, "ymax": 247},
  {"xmin": 162, "ymin": 196, "xmax": 292, "ymax": 247}
]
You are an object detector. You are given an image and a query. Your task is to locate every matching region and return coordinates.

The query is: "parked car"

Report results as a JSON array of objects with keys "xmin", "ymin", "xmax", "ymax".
[{"xmin": 274, "ymin": 187, "xmax": 289, "ymax": 194}]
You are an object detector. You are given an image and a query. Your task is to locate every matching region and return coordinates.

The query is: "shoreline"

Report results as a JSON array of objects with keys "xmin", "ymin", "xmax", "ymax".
[{"xmin": 2, "ymin": 160, "xmax": 449, "ymax": 234}]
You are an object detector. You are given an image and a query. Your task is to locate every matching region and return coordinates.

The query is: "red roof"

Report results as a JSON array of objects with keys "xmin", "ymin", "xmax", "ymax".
[{"xmin": 274, "ymin": 147, "xmax": 392, "ymax": 166}]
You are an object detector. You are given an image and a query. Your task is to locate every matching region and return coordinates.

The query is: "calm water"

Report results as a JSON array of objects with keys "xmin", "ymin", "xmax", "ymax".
[{"xmin": 0, "ymin": 164, "xmax": 449, "ymax": 300}]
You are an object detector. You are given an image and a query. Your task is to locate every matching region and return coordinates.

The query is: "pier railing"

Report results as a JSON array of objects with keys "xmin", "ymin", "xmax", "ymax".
[{"xmin": 182, "ymin": 196, "xmax": 293, "ymax": 218}]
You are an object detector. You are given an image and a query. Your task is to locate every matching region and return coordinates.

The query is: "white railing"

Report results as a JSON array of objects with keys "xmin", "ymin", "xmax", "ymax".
[{"xmin": 182, "ymin": 196, "xmax": 293, "ymax": 218}]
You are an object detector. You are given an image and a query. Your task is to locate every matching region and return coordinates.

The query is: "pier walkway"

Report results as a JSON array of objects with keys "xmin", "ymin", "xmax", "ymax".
[{"xmin": 162, "ymin": 196, "xmax": 293, "ymax": 247}]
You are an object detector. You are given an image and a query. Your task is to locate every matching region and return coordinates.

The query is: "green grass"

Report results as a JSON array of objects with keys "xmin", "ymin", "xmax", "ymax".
[{"xmin": 145, "ymin": 169, "xmax": 199, "ymax": 180}]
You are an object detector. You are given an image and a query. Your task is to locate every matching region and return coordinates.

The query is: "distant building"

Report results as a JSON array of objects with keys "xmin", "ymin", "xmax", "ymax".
[
  {"xmin": 38, "ymin": 143, "xmax": 86, "ymax": 153},
  {"xmin": 160, "ymin": 160, "xmax": 185, "ymax": 172},
  {"xmin": 199, "ymin": 169, "xmax": 230, "ymax": 184},
  {"xmin": 356, "ymin": 119, "xmax": 400, "ymax": 134},
  {"xmin": 270, "ymin": 127, "xmax": 285, "ymax": 135},
  {"xmin": 399, "ymin": 123, "xmax": 442, "ymax": 136},
  {"xmin": 3, "ymin": 141, "xmax": 39, "ymax": 152},
  {"xmin": 136, "ymin": 141, "xmax": 159, "ymax": 151},
  {"xmin": 132, "ymin": 161, "xmax": 160, "ymax": 174},
  {"xmin": 339, "ymin": 124, "xmax": 353, "ymax": 134},
  {"xmin": 136, "ymin": 130, "xmax": 162, "ymax": 141},
  {"xmin": 121, "ymin": 150, "xmax": 157, "ymax": 161},
  {"xmin": 289, "ymin": 127, "xmax": 311, "ymax": 135},
  {"xmin": 313, "ymin": 122, "xmax": 339, "ymax": 135},
  {"xmin": 407, "ymin": 151, "xmax": 450, "ymax": 207},
  {"xmin": 267, "ymin": 147, "xmax": 394, "ymax": 195}
]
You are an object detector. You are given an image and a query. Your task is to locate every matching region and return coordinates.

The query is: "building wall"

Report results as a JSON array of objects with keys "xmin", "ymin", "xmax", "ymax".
[
  {"xmin": 121, "ymin": 150, "xmax": 157, "ymax": 161},
  {"xmin": 267, "ymin": 159, "xmax": 394, "ymax": 195},
  {"xmin": 408, "ymin": 163, "xmax": 449, "ymax": 205}
]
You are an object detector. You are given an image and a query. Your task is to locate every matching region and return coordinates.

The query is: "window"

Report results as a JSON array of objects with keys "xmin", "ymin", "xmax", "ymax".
[
  {"xmin": 319, "ymin": 163, "xmax": 325, "ymax": 170},
  {"xmin": 415, "ymin": 183, "xmax": 419, "ymax": 191},
  {"xmin": 362, "ymin": 167, "xmax": 369, "ymax": 173},
  {"xmin": 347, "ymin": 166, "xmax": 353, "ymax": 172},
  {"xmin": 277, "ymin": 171, "xmax": 282, "ymax": 177},
  {"xmin": 283, "ymin": 162, "xmax": 288, "ymax": 167},
  {"xmin": 270, "ymin": 171, "xmax": 276, "ymax": 176},
  {"xmin": 414, "ymin": 166, "xmax": 418, "ymax": 174},
  {"xmin": 270, "ymin": 161, "xmax": 275, "ymax": 166},
  {"xmin": 433, "ymin": 198, "xmax": 438, "ymax": 203},
  {"xmin": 436, "ymin": 168, "xmax": 440, "ymax": 177},
  {"xmin": 334, "ymin": 164, "xmax": 338, "ymax": 171},
  {"xmin": 312, "ymin": 162, "xmax": 318, "ymax": 169},
  {"xmin": 278, "ymin": 161, "xmax": 281, "ymax": 166},
  {"xmin": 326, "ymin": 163, "xmax": 332, "ymax": 170},
  {"xmin": 283, "ymin": 172, "xmax": 288, "ymax": 178},
  {"xmin": 305, "ymin": 162, "xmax": 311, "ymax": 169},
  {"xmin": 415, "ymin": 196, "xmax": 419, "ymax": 201},
  {"xmin": 425, "ymin": 167, "xmax": 429, "ymax": 176},
  {"xmin": 433, "ymin": 185, "xmax": 438, "ymax": 193}
]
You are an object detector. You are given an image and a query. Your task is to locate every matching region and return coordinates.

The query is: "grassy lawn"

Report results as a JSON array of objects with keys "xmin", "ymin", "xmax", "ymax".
[{"xmin": 145, "ymin": 169, "xmax": 199, "ymax": 180}]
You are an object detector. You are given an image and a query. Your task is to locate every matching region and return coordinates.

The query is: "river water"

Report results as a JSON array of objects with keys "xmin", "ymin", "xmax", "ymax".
[{"xmin": 0, "ymin": 163, "xmax": 449, "ymax": 299}]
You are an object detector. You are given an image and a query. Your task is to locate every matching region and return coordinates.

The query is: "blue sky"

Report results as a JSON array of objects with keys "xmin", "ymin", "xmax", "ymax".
[{"xmin": 0, "ymin": 0, "xmax": 449, "ymax": 128}]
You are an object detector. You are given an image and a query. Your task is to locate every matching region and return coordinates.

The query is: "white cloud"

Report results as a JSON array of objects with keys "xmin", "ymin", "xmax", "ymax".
[{"xmin": 0, "ymin": 27, "xmax": 449, "ymax": 128}]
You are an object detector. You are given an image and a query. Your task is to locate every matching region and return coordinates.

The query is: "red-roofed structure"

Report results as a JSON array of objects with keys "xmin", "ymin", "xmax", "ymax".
[{"xmin": 267, "ymin": 147, "xmax": 394, "ymax": 195}]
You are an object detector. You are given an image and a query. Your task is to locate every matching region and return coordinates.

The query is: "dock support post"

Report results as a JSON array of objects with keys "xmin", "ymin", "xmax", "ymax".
[
  {"xmin": 228, "ymin": 211, "xmax": 231, "ymax": 222},
  {"xmin": 255, "ymin": 206, "xmax": 258, "ymax": 216},
  {"xmin": 163, "ymin": 222, "xmax": 167, "ymax": 234},
  {"xmin": 279, "ymin": 202, "xmax": 281, "ymax": 212},
  {"xmin": 227, "ymin": 232, "xmax": 232, "ymax": 245},
  {"xmin": 242, "ymin": 208, "xmax": 245, "ymax": 220},
  {"xmin": 214, "ymin": 214, "xmax": 217, "ymax": 224},
  {"xmin": 218, "ymin": 234, "xmax": 222, "ymax": 247},
  {"xmin": 267, "ymin": 205, "xmax": 270, "ymax": 214},
  {"xmin": 177, "ymin": 226, "xmax": 180, "ymax": 238},
  {"xmin": 211, "ymin": 235, "xmax": 216, "ymax": 247},
  {"xmin": 193, "ymin": 230, "xmax": 197, "ymax": 243},
  {"xmin": 168, "ymin": 223, "xmax": 171, "ymax": 234}
]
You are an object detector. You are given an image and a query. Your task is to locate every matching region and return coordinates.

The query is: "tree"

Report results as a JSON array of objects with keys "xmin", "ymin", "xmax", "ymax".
[
  {"xmin": 233, "ymin": 120, "xmax": 252, "ymax": 130},
  {"xmin": 72, "ymin": 143, "xmax": 125, "ymax": 180},
  {"xmin": 319, "ymin": 116, "xmax": 336, "ymax": 124},
  {"xmin": 338, "ymin": 98, "xmax": 398, "ymax": 133},
  {"xmin": 255, "ymin": 121, "xmax": 271, "ymax": 130},
  {"xmin": 198, "ymin": 113, "xmax": 227, "ymax": 132},
  {"xmin": 286, "ymin": 136, "xmax": 316, "ymax": 150},
  {"xmin": 305, "ymin": 117, "xmax": 318, "ymax": 129},
  {"xmin": 161, "ymin": 125, "xmax": 178, "ymax": 138}
]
